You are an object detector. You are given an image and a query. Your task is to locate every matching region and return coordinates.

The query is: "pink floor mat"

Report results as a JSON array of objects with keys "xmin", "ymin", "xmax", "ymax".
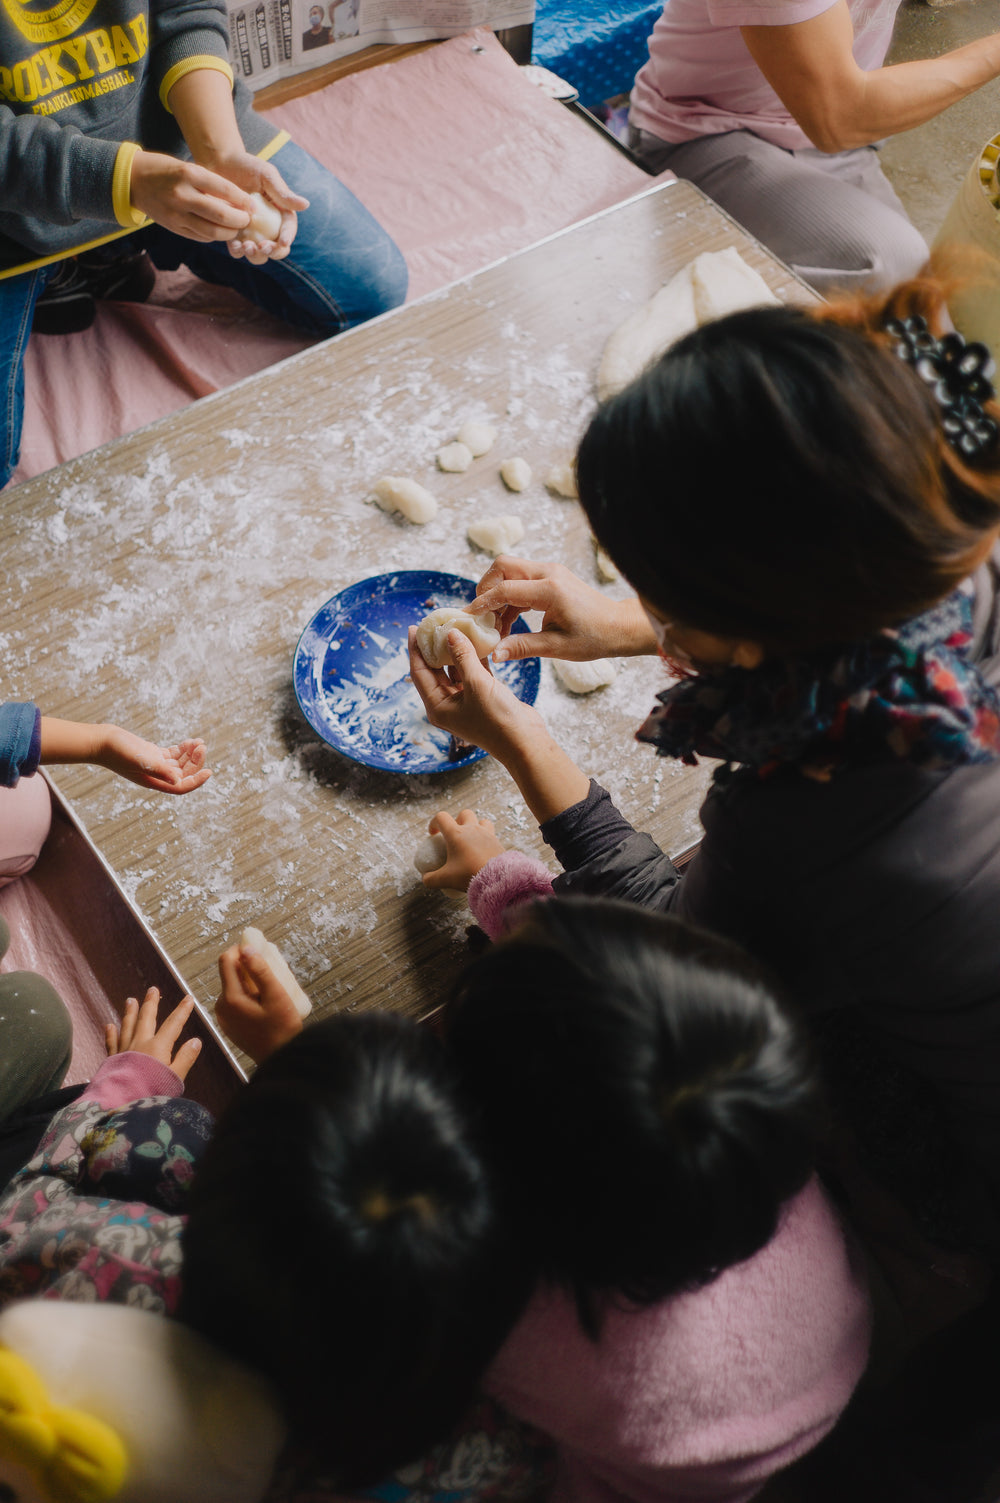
[
  {"xmin": 0, "ymin": 785, "xmax": 244, "ymax": 1112},
  {"xmin": 12, "ymin": 27, "xmax": 660, "ymax": 486}
]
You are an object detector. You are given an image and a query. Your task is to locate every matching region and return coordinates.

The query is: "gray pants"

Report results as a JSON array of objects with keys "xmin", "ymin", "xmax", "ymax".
[
  {"xmin": 631, "ymin": 127, "xmax": 929, "ymax": 296},
  {"xmin": 0, "ymin": 912, "xmax": 72, "ymax": 1121}
]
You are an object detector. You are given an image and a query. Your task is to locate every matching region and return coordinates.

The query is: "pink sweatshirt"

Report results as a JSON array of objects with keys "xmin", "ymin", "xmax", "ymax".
[
  {"xmin": 469, "ymin": 853, "xmax": 872, "ymax": 1503},
  {"xmin": 629, "ymin": 0, "xmax": 901, "ymax": 151},
  {"xmin": 79, "ymin": 1051, "xmax": 185, "ymax": 1109}
]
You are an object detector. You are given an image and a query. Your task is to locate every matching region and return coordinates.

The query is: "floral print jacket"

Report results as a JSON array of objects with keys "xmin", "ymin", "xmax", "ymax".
[
  {"xmin": 0, "ymin": 1054, "xmax": 214, "ymax": 1311},
  {"xmin": 0, "ymin": 1054, "xmax": 551, "ymax": 1502}
]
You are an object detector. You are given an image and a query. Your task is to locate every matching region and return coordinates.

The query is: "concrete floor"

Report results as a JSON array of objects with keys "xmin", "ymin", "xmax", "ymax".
[
  {"xmin": 876, "ymin": 18, "xmax": 1000, "ymax": 1503},
  {"xmin": 882, "ymin": 0, "xmax": 1000, "ymax": 242}
]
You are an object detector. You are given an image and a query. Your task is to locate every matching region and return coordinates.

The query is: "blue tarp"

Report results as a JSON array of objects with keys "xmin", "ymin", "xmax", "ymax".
[{"xmin": 532, "ymin": 2, "xmax": 662, "ymax": 105}]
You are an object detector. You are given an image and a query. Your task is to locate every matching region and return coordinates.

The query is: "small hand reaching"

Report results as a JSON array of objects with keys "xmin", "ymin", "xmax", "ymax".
[
  {"xmin": 99, "ymin": 728, "xmax": 211, "ymax": 794},
  {"xmin": 106, "ymin": 988, "xmax": 202, "ymax": 1081},
  {"xmin": 215, "ymin": 944, "xmax": 305, "ymax": 1063},
  {"xmin": 423, "ymin": 809, "xmax": 506, "ymax": 891}
]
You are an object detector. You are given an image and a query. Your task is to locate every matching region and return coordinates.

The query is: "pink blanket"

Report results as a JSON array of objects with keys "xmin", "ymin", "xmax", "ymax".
[
  {"xmin": 0, "ymin": 783, "xmax": 243, "ymax": 1111},
  {"xmin": 13, "ymin": 29, "xmax": 658, "ymax": 485}
]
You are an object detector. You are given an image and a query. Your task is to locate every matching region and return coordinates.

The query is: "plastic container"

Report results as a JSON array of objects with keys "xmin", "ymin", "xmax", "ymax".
[{"xmin": 932, "ymin": 133, "xmax": 1000, "ymax": 351}]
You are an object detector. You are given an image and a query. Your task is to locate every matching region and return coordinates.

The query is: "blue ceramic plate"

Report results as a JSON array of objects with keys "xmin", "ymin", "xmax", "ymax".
[{"xmin": 293, "ymin": 571, "xmax": 540, "ymax": 773}]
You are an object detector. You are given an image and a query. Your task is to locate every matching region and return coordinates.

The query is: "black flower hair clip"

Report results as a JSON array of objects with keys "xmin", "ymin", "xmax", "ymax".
[{"xmin": 884, "ymin": 315, "xmax": 999, "ymax": 460}]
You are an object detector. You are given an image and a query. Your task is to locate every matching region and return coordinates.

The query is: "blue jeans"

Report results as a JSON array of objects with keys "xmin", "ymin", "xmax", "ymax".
[
  {"xmin": 0, "ymin": 140, "xmax": 407, "ymax": 489},
  {"xmin": 0, "ymin": 261, "xmax": 49, "ymax": 490}
]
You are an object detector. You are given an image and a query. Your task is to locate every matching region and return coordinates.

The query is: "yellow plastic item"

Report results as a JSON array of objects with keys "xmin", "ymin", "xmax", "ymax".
[
  {"xmin": 933, "ymin": 133, "xmax": 1000, "ymax": 350},
  {"xmin": 0, "ymin": 1348, "xmax": 127, "ymax": 1503}
]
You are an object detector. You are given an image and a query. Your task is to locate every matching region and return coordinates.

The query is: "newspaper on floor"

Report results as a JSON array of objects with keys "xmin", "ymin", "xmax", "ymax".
[{"xmin": 228, "ymin": 0, "xmax": 535, "ymax": 89}]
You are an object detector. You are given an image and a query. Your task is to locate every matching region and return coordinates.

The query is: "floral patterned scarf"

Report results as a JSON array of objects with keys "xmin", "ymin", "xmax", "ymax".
[{"xmin": 637, "ymin": 584, "xmax": 1000, "ymax": 776}]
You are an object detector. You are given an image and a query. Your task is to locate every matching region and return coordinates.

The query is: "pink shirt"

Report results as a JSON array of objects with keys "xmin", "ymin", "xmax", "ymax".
[
  {"xmin": 629, "ymin": 0, "xmax": 901, "ymax": 150},
  {"xmin": 485, "ymin": 1177, "xmax": 871, "ymax": 1503}
]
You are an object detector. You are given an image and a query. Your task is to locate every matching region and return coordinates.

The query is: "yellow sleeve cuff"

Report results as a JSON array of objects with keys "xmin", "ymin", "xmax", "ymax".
[
  {"xmin": 112, "ymin": 141, "xmax": 148, "ymax": 227},
  {"xmin": 258, "ymin": 130, "xmax": 290, "ymax": 162},
  {"xmin": 160, "ymin": 55, "xmax": 234, "ymax": 112}
]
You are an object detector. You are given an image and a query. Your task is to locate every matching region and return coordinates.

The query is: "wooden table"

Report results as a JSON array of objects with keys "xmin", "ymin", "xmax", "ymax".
[{"xmin": 1, "ymin": 180, "xmax": 809, "ymax": 1045}]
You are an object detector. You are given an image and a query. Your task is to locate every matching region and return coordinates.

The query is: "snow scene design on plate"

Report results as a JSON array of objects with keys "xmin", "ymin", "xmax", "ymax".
[{"xmin": 293, "ymin": 571, "xmax": 540, "ymax": 773}]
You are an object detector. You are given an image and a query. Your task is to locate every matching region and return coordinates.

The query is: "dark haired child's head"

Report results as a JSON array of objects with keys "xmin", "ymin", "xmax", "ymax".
[
  {"xmin": 577, "ymin": 281, "xmax": 1000, "ymax": 657},
  {"xmin": 179, "ymin": 1012, "xmax": 530, "ymax": 1486},
  {"xmin": 447, "ymin": 899, "xmax": 824, "ymax": 1317}
]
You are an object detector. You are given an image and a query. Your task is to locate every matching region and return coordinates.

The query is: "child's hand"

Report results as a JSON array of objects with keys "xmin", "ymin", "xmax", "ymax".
[
  {"xmin": 106, "ymin": 988, "xmax": 203, "ymax": 1081},
  {"xmin": 216, "ymin": 945, "xmax": 305, "ymax": 1063},
  {"xmin": 423, "ymin": 810, "xmax": 506, "ymax": 891},
  {"xmin": 408, "ymin": 626, "xmax": 544, "ymax": 760},
  {"xmin": 100, "ymin": 728, "xmax": 211, "ymax": 794},
  {"xmin": 207, "ymin": 152, "xmax": 306, "ymax": 263}
]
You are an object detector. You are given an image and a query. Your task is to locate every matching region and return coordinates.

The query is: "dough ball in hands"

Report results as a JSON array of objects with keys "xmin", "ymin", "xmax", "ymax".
[
  {"xmin": 246, "ymin": 191, "xmax": 283, "ymax": 244},
  {"xmin": 414, "ymin": 832, "xmax": 448, "ymax": 874},
  {"xmin": 415, "ymin": 606, "xmax": 501, "ymax": 669},
  {"xmin": 240, "ymin": 927, "xmax": 312, "ymax": 1018}
]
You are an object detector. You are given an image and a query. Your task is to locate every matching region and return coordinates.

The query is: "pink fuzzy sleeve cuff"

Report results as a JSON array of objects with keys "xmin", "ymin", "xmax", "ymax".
[
  {"xmin": 468, "ymin": 851, "xmax": 555, "ymax": 940},
  {"xmin": 79, "ymin": 1053, "xmax": 185, "ymax": 1109}
]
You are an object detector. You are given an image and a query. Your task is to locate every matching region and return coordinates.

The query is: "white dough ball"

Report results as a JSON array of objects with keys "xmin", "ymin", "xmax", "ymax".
[
  {"xmin": 595, "ymin": 543, "xmax": 621, "ymax": 582},
  {"xmin": 545, "ymin": 462, "xmax": 578, "ymax": 499},
  {"xmin": 415, "ymin": 606, "xmax": 500, "ymax": 668},
  {"xmin": 240, "ymin": 926, "xmax": 312, "ymax": 1017},
  {"xmin": 414, "ymin": 832, "xmax": 448, "ymax": 874},
  {"xmin": 552, "ymin": 658, "xmax": 617, "ymax": 694},
  {"xmin": 500, "ymin": 457, "xmax": 532, "ymax": 492},
  {"xmin": 456, "ymin": 420, "xmax": 497, "ymax": 457},
  {"xmin": 373, "ymin": 475, "xmax": 438, "ymax": 524},
  {"xmin": 467, "ymin": 514, "xmax": 525, "ymax": 557},
  {"xmin": 437, "ymin": 441, "xmax": 474, "ymax": 473},
  {"xmin": 246, "ymin": 191, "xmax": 282, "ymax": 244}
]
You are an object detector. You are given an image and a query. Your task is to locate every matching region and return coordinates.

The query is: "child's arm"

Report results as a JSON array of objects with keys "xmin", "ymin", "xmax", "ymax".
[
  {"xmin": 409, "ymin": 631, "xmax": 681, "ymax": 910},
  {"xmin": 39, "ymin": 717, "xmax": 210, "ymax": 794},
  {"xmin": 542, "ymin": 781, "xmax": 681, "ymax": 910},
  {"xmin": 215, "ymin": 945, "xmax": 305, "ymax": 1063},
  {"xmin": 131, "ymin": 70, "xmax": 307, "ymax": 262},
  {"xmin": 408, "ymin": 628, "xmax": 591, "ymax": 826},
  {"xmin": 421, "ymin": 809, "xmax": 556, "ymax": 939},
  {"xmin": 155, "ymin": 68, "xmax": 308, "ymax": 262}
]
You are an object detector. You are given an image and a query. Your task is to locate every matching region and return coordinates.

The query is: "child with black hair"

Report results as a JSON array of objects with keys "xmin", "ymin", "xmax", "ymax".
[
  {"xmin": 178, "ymin": 982, "xmax": 534, "ymax": 1493},
  {"xmin": 442, "ymin": 894, "xmax": 871, "ymax": 1503},
  {"xmin": 0, "ymin": 942, "xmax": 545, "ymax": 1501}
]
